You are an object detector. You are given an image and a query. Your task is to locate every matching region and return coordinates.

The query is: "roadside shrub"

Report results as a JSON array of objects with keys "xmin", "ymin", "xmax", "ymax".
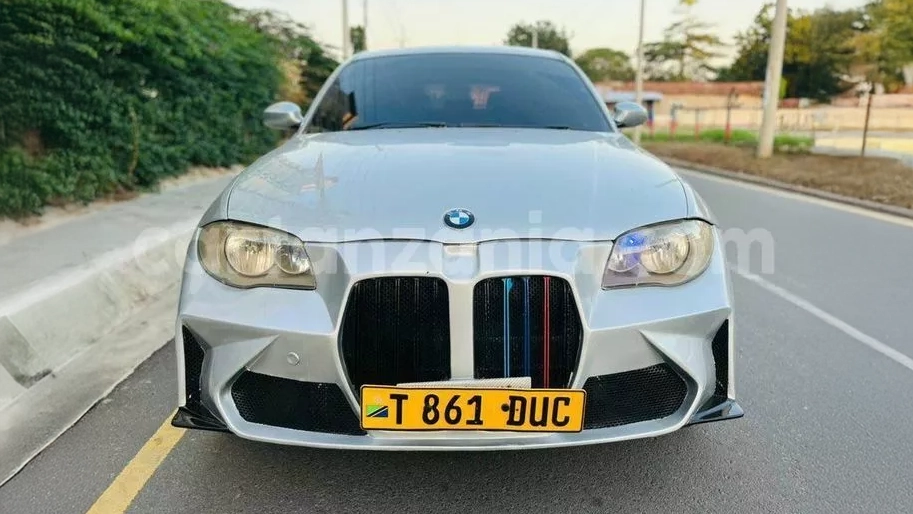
[
  {"xmin": 637, "ymin": 128, "xmax": 814, "ymax": 153},
  {"xmin": 0, "ymin": 0, "xmax": 288, "ymax": 218},
  {"xmin": 696, "ymin": 129, "xmax": 758, "ymax": 145},
  {"xmin": 772, "ymin": 133, "xmax": 815, "ymax": 153}
]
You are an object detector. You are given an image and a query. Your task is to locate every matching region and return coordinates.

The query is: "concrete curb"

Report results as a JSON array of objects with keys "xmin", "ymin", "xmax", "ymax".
[
  {"xmin": 0, "ymin": 220, "xmax": 195, "ymax": 410},
  {"xmin": 0, "ymin": 289, "xmax": 179, "ymax": 486},
  {"xmin": 662, "ymin": 156, "xmax": 913, "ymax": 221}
]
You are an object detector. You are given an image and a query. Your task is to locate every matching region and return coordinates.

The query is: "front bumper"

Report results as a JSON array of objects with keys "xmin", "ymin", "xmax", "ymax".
[{"xmin": 173, "ymin": 236, "xmax": 742, "ymax": 449}]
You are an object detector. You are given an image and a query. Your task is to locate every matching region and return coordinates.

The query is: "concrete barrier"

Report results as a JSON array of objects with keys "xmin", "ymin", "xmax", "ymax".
[
  {"xmin": 0, "ymin": 219, "xmax": 195, "ymax": 408},
  {"xmin": 0, "ymin": 171, "xmax": 238, "ymax": 485}
]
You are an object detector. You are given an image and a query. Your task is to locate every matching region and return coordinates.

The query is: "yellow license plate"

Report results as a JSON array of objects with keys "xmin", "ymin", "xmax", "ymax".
[{"xmin": 359, "ymin": 386, "xmax": 586, "ymax": 432}]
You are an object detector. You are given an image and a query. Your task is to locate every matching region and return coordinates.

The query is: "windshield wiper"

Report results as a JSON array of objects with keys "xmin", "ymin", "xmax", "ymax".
[
  {"xmin": 458, "ymin": 123, "xmax": 574, "ymax": 130},
  {"xmin": 347, "ymin": 121, "xmax": 449, "ymax": 131}
]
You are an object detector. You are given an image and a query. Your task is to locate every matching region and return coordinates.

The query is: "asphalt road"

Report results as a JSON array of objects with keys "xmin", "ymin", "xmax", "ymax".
[{"xmin": 3, "ymin": 169, "xmax": 913, "ymax": 513}]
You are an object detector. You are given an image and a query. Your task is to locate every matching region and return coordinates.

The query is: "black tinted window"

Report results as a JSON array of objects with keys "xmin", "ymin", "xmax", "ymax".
[{"xmin": 307, "ymin": 53, "xmax": 611, "ymax": 133}]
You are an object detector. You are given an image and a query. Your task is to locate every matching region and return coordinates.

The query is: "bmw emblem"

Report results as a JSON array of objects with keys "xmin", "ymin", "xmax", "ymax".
[{"xmin": 443, "ymin": 208, "xmax": 475, "ymax": 229}]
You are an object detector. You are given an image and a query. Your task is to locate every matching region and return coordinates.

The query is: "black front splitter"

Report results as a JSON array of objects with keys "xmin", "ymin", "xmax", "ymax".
[
  {"xmin": 686, "ymin": 399, "xmax": 744, "ymax": 426},
  {"xmin": 171, "ymin": 404, "xmax": 230, "ymax": 433}
]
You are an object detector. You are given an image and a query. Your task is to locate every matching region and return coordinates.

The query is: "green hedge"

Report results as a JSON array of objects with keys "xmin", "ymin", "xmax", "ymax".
[
  {"xmin": 0, "ymin": 0, "xmax": 286, "ymax": 217},
  {"xmin": 638, "ymin": 128, "xmax": 814, "ymax": 153}
]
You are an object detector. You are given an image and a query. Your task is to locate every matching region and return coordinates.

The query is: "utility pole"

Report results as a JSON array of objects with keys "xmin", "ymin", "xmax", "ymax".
[
  {"xmin": 632, "ymin": 0, "xmax": 646, "ymax": 144},
  {"xmin": 862, "ymin": 82, "xmax": 874, "ymax": 156},
  {"xmin": 756, "ymin": 0, "xmax": 788, "ymax": 158},
  {"xmin": 341, "ymin": 0, "xmax": 350, "ymax": 60},
  {"xmin": 363, "ymin": 0, "xmax": 368, "ymax": 50},
  {"xmin": 532, "ymin": 26, "xmax": 539, "ymax": 48}
]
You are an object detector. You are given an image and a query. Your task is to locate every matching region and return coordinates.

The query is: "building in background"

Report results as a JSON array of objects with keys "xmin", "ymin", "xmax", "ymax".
[
  {"xmin": 596, "ymin": 82, "xmax": 765, "ymax": 116},
  {"xmin": 599, "ymin": 90, "xmax": 663, "ymax": 130}
]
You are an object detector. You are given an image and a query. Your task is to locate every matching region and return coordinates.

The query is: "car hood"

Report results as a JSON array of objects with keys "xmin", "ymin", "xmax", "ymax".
[{"xmin": 226, "ymin": 128, "xmax": 688, "ymax": 243}]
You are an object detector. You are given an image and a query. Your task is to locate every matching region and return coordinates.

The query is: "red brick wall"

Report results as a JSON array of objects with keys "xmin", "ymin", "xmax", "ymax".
[{"xmin": 596, "ymin": 81, "xmax": 765, "ymax": 96}]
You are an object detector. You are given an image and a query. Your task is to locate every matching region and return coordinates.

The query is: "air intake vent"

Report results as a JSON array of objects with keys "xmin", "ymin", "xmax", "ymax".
[
  {"xmin": 582, "ymin": 364, "xmax": 688, "ymax": 429},
  {"xmin": 181, "ymin": 326, "xmax": 205, "ymax": 407},
  {"xmin": 231, "ymin": 371, "xmax": 364, "ymax": 435},
  {"xmin": 711, "ymin": 320, "xmax": 729, "ymax": 399}
]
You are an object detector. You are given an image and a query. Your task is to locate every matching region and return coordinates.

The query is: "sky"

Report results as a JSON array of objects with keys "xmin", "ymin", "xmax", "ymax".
[{"xmin": 226, "ymin": 0, "xmax": 867, "ymax": 63}]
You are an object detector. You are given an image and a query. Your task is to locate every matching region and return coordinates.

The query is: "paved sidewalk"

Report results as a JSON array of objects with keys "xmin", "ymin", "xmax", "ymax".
[
  {"xmin": 0, "ymin": 172, "xmax": 236, "ymax": 397},
  {"xmin": 811, "ymin": 144, "xmax": 913, "ymax": 167},
  {"xmin": 0, "ymin": 174, "xmax": 235, "ymax": 299},
  {"xmin": 812, "ymin": 132, "xmax": 913, "ymax": 166},
  {"xmin": 0, "ymin": 170, "xmax": 238, "ymax": 484}
]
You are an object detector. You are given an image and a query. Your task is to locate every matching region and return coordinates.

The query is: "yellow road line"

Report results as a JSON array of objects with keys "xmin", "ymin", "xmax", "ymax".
[{"xmin": 86, "ymin": 414, "xmax": 186, "ymax": 514}]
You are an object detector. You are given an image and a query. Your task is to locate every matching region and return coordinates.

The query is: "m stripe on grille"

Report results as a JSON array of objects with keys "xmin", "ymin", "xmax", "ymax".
[
  {"xmin": 473, "ymin": 276, "xmax": 582, "ymax": 389},
  {"xmin": 543, "ymin": 276, "xmax": 551, "ymax": 388},
  {"xmin": 503, "ymin": 278, "xmax": 512, "ymax": 377},
  {"xmin": 523, "ymin": 276, "xmax": 531, "ymax": 377}
]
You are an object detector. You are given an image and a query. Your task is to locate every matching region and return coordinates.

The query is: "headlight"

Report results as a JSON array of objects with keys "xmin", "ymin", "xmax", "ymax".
[
  {"xmin": 602, "ymin": 219, "xmax": 714, "ymax": 289},
  {"xmin": 197, "ymin": 221, "xmax": 316, "ymax": 289}
]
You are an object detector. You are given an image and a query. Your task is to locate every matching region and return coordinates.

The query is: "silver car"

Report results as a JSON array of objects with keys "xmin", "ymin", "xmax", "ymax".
[{"xmin": 172, "ymin": 46, "xmax": 742, "ymax": 450}]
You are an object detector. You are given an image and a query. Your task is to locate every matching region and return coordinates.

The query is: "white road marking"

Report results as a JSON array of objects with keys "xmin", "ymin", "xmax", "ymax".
[
  {"xmin": 731, "ymin": 265, "xmax": 913, "ymax": 373},
  {"xmin": 677, "ymin": 168, "xmax": 913, "ymax": 230}
]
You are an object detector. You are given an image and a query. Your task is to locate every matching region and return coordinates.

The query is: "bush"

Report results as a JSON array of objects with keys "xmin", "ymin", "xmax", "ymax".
[
  {"xmin": 0, "ymin": 0, "xmax": 290, "ymax": 218},
  {"xmin": 636, "ymin": 128, "xmax": 814, "ymax": 153}
]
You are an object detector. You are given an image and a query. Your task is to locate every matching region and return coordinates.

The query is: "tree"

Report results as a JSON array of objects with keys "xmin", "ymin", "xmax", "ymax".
[
  {"xmin": 575, "ymin": 48, "xmax": 634, "ymax": 82},
  {"xmin": 0, "ymin": 0, "xmax": 287, "ymax": 216},
  {"xmin": 350, "ymin": 25, "xmax": 366, "ymax": 53},
  {"xmin": 716, "ymin": 5, "xmax": 863, "ymax": 101},
  {"xmin": 242, "ymin": 9, "xmax": 338, "ymax": 106},
  {"xmin": 789, "ymin": 8, "xmax": 861, "ymax": 99},
  {"xmin": 505, "ymin": 21, "xmax": 572, "ymax": 57},
  {"xmin": 643, "ymin": 15, "xmax": 725, "ymax": 81},
  {"xmin": 714, "ymin": 5, "xmax": 773, "ymax": 82},
  {"xmin": 851, "ymin": 0, "xmax": 913, "ymax": 91},
  {"xmin": 868, "ymin": 0, "xmax": 913, "ymax": 70}
]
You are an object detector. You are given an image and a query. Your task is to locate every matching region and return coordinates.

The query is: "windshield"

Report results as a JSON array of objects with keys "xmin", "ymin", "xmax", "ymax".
[{"xmin": 305, "ymin": 53, "xmax": 612, "ymax": 133}]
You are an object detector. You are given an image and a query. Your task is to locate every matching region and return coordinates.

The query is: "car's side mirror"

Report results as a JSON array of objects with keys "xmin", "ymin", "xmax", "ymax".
[
  {"xmin": 263, "ymin": 101, "xmax": 304, "ymax": 130},
  {"xmin": 613, "ymin": 102, "xmax": 649, "ymax": 129}
]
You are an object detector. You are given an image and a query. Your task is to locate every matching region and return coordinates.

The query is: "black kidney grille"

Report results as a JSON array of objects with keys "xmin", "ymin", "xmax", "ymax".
[
  {"xmin": 231, "ymin": 371, "xmax": 364, "ymax": 435},
  {"xmin": 473, "ymin": 276, "xmax": 583, "ymax": 389},
  {"xmin": 582, "ymin": 364, "xmax": 688, "ymax": 429},
  {"xmin": 340, "ymin": 277, "xmax": 451, "ymax": 395},
  {"xmin": 181, "ymin": 326, "xmax": 205, "ymax": 407}
]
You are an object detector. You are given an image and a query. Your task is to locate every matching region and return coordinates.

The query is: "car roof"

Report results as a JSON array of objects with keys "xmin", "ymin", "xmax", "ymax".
[{"xmin": 349, "ymin": 45, "xmax": 568, "ymax": 62}]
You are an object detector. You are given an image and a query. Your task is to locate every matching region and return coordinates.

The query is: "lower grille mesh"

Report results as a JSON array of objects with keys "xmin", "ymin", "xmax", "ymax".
[
  {"xmin": 583, "ymin": 364, "xmax": 688, "ymax": 429},
  {"xmin": 231, "ymin": 371, "xmax": 364, "ymax": 435}
]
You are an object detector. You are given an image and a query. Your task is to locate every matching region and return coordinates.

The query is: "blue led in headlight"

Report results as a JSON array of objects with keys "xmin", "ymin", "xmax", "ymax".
[
  {"xmin": 611, "ymin": 231, "xmax": 648, "ymax": 272},
  {"xmin": 603, "ymin": 220, "xmax": 714, "ymax": 289}
]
